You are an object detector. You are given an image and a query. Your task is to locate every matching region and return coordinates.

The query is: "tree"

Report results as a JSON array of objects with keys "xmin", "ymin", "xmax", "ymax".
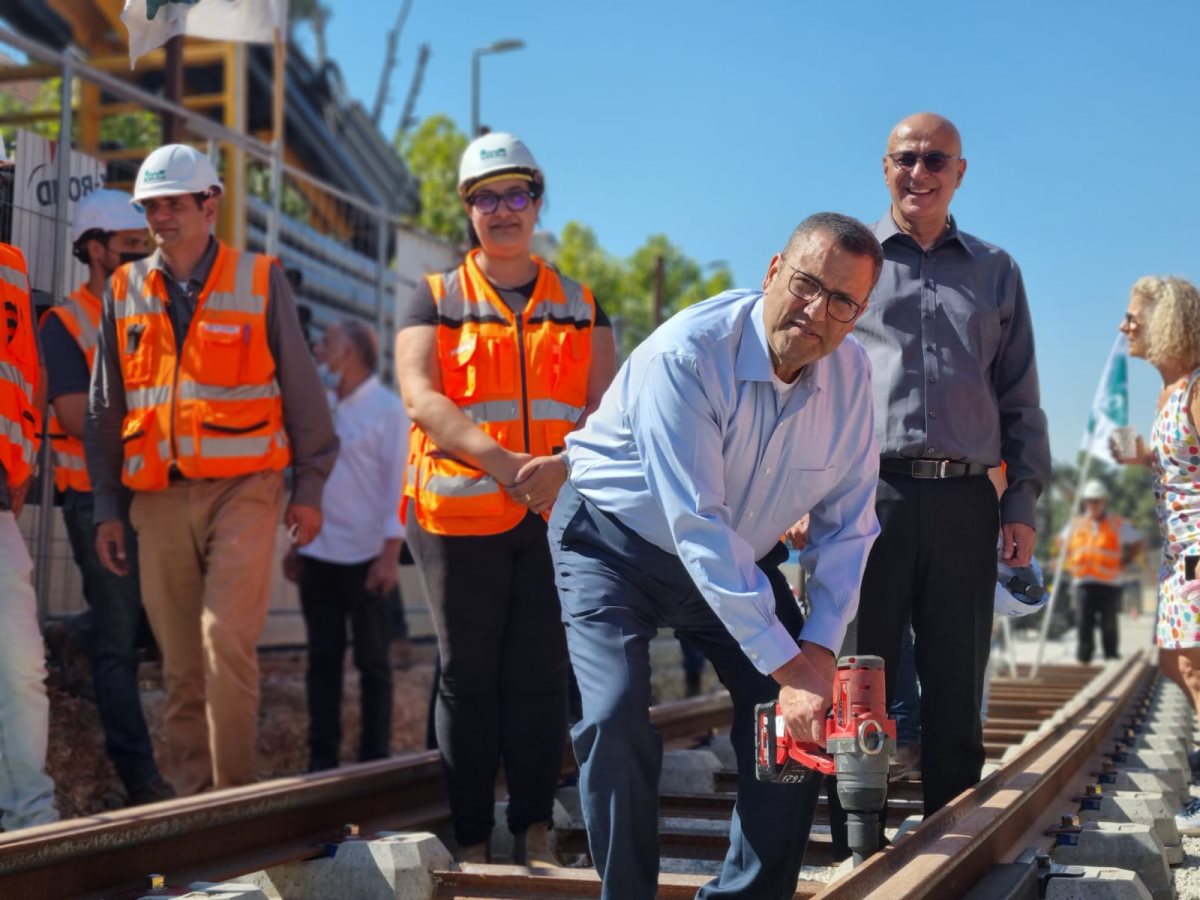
[
  {"xmin": 396, "ymin": 114, "xmax": 469, "ymax": 246},
  {"xmin": 556, "ymin": 221, "xmax": 625, "ymax": 312}
]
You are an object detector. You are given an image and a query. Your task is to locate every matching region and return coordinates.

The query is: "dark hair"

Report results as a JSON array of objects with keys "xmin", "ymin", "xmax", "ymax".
[
  {"xmin": 784, "ymin": 212, "xmax": 884, "ymax": 283},
  {"xmin": 339, "ymin": 318, "xmax": 379, "ymax": 372},
  {"xmin": 72, "ymin": 228, "xmax": 108, "ymax": 264}
]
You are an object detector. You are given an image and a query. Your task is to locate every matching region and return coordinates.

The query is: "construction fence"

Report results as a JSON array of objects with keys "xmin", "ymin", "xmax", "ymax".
[{"xmin": 0, "ymin": 25, "xmax": 457, "ymax": 644}]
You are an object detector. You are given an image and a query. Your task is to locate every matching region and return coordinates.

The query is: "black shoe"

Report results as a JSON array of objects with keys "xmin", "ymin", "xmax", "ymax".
[{"xmin": 126, "ymin": 775, "xmax": 176, "ymax": 806}]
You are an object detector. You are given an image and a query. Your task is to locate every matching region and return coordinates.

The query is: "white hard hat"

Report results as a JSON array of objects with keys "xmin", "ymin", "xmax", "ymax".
[
  {"xmin": 994, "ymin": 557, "xmax": 1048, "ymax": 618},
  {"xmin": 72, "ymin": 189, "xmax": 147, "ymax": 244},
  {"xmin": 1081, "ymin": 480, "xmax": 1109, "ymax": 502},
  {"xmin": 457, "ymin": 132, "xmax": 541, "ymax": 198},
  {"xmin": 133, "ymin": 144, "xmax": 223, "ymax": 202}
]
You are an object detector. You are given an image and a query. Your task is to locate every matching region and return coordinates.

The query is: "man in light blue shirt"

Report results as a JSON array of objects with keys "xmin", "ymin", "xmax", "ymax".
[{"xmin": 549, "ymin": 212, "xmax": 883, "ymax": 899}]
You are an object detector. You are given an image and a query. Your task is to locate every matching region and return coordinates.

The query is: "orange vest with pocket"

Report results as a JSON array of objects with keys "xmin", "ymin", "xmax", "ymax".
[
  {"xmin": 41, "ymin": 285, "xmax": 101, "ymax": 492},
  {"xmin": 0, "ymin": 244, "xmax": 40, "ymax": 490},
  {"xmin": 404, "ymin": 250, "xmax": 596, "ymax": 536},
  {"xmin": 1067, "ymin": 514, "xmax": 1123, "ymax": 583},
  {"xmin": 109, "ymin": 243, "xmax": 290, "ymax": 491}
]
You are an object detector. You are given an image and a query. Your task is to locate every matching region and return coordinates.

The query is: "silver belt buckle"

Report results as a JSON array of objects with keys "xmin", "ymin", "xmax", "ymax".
[{"xmin": 912, "ymin": 459, "xmax": 948, "ymax": 479}]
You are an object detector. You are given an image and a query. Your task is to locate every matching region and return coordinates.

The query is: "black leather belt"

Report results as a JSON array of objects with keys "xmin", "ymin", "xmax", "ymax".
[{"xmin": 880, "ymin": 457, "xmax": 990, "ymax": 479}]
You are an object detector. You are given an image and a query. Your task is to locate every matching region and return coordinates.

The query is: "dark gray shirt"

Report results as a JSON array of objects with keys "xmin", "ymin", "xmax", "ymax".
[
  {"xmin": 854, "ymin": 213, "xmax": 1051, "ymax": 526},
  {"xmin": 85, "ymin": 238, "xmax": 339, "ymax": 522}
]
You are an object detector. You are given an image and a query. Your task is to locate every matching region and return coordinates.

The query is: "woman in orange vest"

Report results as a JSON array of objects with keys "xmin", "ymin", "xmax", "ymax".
[{"xmin": 396, "ymin": 132, "xmax": 616, "ymax": 866}]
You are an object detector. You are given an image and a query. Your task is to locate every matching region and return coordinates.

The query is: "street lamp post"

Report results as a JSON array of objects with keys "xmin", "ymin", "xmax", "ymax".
[{"xmin": 470, "ymin": 38, "xmax": 525, "ymax": 137}]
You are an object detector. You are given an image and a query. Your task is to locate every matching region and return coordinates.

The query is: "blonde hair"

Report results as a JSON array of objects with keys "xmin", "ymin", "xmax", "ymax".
[{"xmin": 1133, "ymin": 275, "xmax": 1200, "ymax": 368}]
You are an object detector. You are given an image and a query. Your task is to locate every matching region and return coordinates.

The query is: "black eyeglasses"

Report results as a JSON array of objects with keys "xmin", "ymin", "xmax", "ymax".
[
  {"xmin": 784, "ymin": 265, "xmax": 863, "ymax": 324},
  {"xmin": 467, "ymin": 188, "xmax": 537, "ymax": 214},
  {"xmin": 886, "ymin": 151, "xmax": 964, "ymax": 174}
]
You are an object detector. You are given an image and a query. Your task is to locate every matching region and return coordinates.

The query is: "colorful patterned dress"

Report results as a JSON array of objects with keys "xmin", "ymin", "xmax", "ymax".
[{"xmin": 1152, "ymin": 367, "xmax": 1200, "ymax": 648}]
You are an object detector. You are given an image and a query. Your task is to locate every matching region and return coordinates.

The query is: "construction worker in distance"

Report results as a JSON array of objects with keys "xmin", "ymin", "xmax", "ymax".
[
  {"xmin": 1065, "ymin": 479, "xmax": 1143, "ymax": 664},
  {"xmin": 84, "ymin": 144, "xmax": 339, "ymax": 795},
  {"xmin": 40, "ymin": 187, "xmax": 175, "ymax": 806},
  {"xmin": 0, "ymin": 230, "xmax": 59, "ymax": 830}
]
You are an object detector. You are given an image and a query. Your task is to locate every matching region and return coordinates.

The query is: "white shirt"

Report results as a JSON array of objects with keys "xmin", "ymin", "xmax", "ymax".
[
  {"xmin": 300, "ymin": 374, "xmax": 408, "ymax": 565},
  {"xmin": 567, "ymin": 290, "xmax": 881, "ymax": 675}
]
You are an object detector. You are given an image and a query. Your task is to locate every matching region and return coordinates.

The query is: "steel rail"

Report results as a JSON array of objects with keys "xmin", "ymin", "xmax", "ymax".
[
  {"xmin": 0, "ymin": 694, "xmax": 732, "ymax": 899},
  {"xmin": 813, "ymin": 651, "xmax": 1153, "ymax": 899}
]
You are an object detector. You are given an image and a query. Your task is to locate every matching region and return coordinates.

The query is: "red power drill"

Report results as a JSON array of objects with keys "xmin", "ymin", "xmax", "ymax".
[{"xmin": 755, "ymin": 655, "xmax": 896, "ymax": 863}]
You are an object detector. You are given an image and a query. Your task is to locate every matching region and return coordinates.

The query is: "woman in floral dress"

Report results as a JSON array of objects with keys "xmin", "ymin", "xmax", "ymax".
[{"xmin": 1113, "ymin": 275, "xmax": 1200, "ymax": 832}]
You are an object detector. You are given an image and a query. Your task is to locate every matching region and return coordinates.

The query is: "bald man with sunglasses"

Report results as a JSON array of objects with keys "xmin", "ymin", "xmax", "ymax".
[{"xmin": 828, "ymin": 113, "xmax": 1051, "ymax": 846}]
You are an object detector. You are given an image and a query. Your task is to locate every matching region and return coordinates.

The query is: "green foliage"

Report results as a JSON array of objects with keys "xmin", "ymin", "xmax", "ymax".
[
  {"xmin": 0, "ymin": 77, "xmax": 160, "ymax": 152},
  {"xmin": 1042, "ymin": 455, "xmax": 1160, "ymax": 555},
  {"xmin": 246, "ymin": 160, "xmax": 311, "ymax": 220},
  {"xmin": 556, "ymin": 225, "xmax": 734, "ymax": 357},
  {"xmin": 0, "ymin": 78, "xmax": 61, "ymax": 142},
  {"xmin": 396, "ymin": 114, "xmax": 468, "ymax": 246},
  {"xmin": 394, "ymin": 114, "xmax": 736, "ymax": 354}
]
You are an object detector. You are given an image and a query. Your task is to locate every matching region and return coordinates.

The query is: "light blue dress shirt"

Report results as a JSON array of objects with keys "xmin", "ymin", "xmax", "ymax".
[{"xmin": 566, "ymin": 290, "xmax": 881, "ymax": 675}]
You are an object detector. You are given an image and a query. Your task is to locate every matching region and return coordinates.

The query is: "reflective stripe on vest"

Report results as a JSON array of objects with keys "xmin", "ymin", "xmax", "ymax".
[
  {"xmin": 1067, "ymin": 515, "xmax": 1123, "ymax": 582},
  {"xmin": 110, "ymin": 243, "xmax": 290, "ymax": 490},
  {"xmin": 43, "ymin": 286, "xmax": 102, "ymax": 492},
  {"xmin": 405, "ymin": 249, "xmax": 596, "ymax": 536},
  {"xmin": 0, "ymin": 244, "xmax": 40, "ymax": 489}
]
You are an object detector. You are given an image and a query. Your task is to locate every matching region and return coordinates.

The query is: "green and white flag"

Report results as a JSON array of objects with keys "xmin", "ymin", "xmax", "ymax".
[
  {"xmin": 121, "ymin": 0, "xmax": 287, "ymax": 69},
  {"xmin": 1081, "ymin": 333, "xmax": 1129, "ymax": 461}
]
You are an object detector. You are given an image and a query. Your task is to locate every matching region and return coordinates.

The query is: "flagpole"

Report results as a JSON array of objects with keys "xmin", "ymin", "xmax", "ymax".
[
  {"xmin": 1029, "ymin": 452, "xmax": 1093, "ymax": 679},
  {"xmin": 266, "ymin": 25, "xmax": 286, "ymax": 258},
  {"xmin": 1028, "ymin": 333, "xmax": 1126, "ymax": 679}
]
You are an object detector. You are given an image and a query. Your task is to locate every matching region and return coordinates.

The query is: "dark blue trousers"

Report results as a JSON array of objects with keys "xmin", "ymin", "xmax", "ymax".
[
  {"xmin": 548, "ymin": 484, "xmax": 819, "ymax": 900},
  {"xmin": 61, "ymin": 489, "xmax": 161, "ymax": 795}
]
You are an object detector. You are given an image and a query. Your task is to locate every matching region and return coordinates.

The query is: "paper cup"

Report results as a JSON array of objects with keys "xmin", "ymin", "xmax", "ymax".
[{"xmin": 1112, "ymin": 426, "xmax": 1138, "ymax": 459}]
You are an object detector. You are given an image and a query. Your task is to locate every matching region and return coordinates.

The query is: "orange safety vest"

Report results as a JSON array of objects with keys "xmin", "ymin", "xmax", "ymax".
[
  {"xmin": 1067, "ymin": 514, "xmax": 1123, "ymax": 582},
  {"xmin": 404, "ymin": 250, "xmax": 596, "ymax": 536},
  {"xmin": 41, "ymin": 285, "xmax": 102, "ymax": 492},
  {"xmin": 0, "ymin": 244, "xmax": 40, "ymax": 490},
  {"xmin": 109, "ymin": 242, "xmax": 290, "ymax": 491}
]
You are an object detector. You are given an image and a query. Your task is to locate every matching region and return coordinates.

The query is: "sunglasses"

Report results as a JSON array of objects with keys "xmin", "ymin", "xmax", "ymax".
[
  {"xmin": 467, "ymin": 188, "xmax": 537, "ymax": 214},
  {"xmin": 886, "ymin": 151, "xmax": 964, "ymax": 174}
]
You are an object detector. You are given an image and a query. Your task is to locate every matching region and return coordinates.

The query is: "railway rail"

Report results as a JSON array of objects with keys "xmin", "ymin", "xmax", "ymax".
[{"xmin": 0, "ymin": 651, "xmax": 1165, "ymax": 899}]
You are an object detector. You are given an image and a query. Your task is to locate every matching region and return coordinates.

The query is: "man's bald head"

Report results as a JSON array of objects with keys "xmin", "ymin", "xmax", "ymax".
[{"xmin": 887, "ymin": 113, "xmax": 962, "ymax": 155}]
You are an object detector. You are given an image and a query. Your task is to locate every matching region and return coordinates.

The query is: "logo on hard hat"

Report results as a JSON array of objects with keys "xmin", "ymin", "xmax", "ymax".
[
  {"xmin": 143, "ymin": 169, "xmax": 168, "ymax": 183},
  {"xmin": 480, "ymin": 148, "xmax": 507, "ymax": 160}
]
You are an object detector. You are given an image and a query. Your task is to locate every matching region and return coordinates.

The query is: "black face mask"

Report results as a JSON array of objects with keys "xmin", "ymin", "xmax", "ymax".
[{"xmin": 116, "ymin": 250, "xmax": 150, "ymax": 266}]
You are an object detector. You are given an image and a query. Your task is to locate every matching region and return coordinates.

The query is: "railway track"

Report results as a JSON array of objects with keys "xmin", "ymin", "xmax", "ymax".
[{"xmin": 0, "ymin": 651, "xmax": 1167, "ymax": 899}]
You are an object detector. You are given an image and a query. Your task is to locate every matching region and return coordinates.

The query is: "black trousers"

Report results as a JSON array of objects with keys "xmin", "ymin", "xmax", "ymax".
[
  {"xmin": 840, "ymin": 472, "xmax": 999, "ymax": 816},
  {"xmin": 1074, "ymin": 582, "xmax": 1121, "ymax": 663},
  {"xmin": 298, "ymin": 555, "xmax": 394, "ymax": 771},
  {"xmin": 407, "ymin": 512, "xmax": 568, "ymax": 847}
]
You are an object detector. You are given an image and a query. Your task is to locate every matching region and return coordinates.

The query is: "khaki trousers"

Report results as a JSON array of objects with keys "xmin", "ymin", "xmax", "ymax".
[{"xmin": 130, "ymin": 470, "xmax": 284, "ymax": 795}]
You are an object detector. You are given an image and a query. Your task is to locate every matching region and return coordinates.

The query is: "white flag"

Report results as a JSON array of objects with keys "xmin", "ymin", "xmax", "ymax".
[
  {"xmin": 121, "ymin": 0, "xmax": 288, "ymax": 69},
  {"xmin": 1080, "ymin": 333, "xmax": 1129, "ymax": 461}
]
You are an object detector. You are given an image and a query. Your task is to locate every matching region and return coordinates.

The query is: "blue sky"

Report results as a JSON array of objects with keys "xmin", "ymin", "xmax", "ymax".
[{"xmin": 308, "ymin": 0, "xmax": 1200, "ymax": 465}]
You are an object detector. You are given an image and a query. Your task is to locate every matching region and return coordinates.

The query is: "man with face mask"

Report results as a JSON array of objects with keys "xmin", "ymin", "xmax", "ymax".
[
  {"xmin": 39, "ymin": 187, "xmax": 174, "ymax": 806},
  {"xmin": 289, "ymin": 319, "xmax": 408, "ymax": 771}
]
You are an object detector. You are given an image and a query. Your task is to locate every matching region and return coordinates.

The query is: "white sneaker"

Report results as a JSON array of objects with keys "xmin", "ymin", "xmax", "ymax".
[{"xmin": 1175, "ymin": 797, "xmax": 1200, "ymax": 836}]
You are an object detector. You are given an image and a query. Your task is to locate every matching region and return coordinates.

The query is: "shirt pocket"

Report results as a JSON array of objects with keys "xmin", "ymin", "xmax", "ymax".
[
  {"xmin": 122, "ymin": 323, "xmax": 155, "ymax": 386},
  {"xmin": 784, "ymin": 465, "xmax": 841, "ymax": 512},
  {"xmin": 192, "ymin": 321, "xmax": 248, "ymax": 387}
]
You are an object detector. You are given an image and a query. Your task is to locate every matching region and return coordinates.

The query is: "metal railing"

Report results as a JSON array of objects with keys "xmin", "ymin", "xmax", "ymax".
[{"xmin": 0, "ymin": 26, "xmax": 458, "ymax": 632}]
